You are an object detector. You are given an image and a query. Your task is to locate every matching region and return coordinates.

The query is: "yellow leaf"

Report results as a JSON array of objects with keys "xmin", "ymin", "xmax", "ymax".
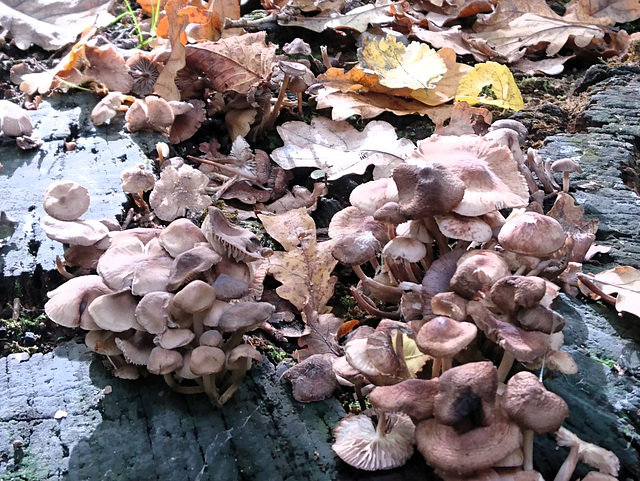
[
  {"xmin": 400, "ymin": 335, "xmax": 430, "ymax": 377},
  {"xmin": 360, "ymin": 34, "xmax": 447, "ymax": 91},
  {"xmin": 454, "ymin": 61, "xmax": 524, "ymax": 111}
]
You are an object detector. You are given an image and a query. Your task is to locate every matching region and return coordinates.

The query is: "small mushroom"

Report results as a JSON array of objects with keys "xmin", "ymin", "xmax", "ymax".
[
  {"xmin": 147, "ymin": 346, "xmax": 183, "ymax": 375},
  {"xmin": 551, "ymin": 158, "xmax": 583, "ymax": 193},
  {"xmin": 127, "ymin": 54, "xmax": 159, "ymax": 97},
  {"xmin": 0, "ymin": 99, "xmax": 33, "ymax": 136},
  {"xmin": 219, "ymin": 344, "xmax": 263, "ymax": 405},
  {"xmin": 282, "ymin": 353, "xmax": 338, "ymax": 403},
  {"xmin": 554, "ymin": 427, "xmax": 619, "ymax": 481},
  {"xmin": 171, "ymin": 280, "xmax": 216, "ymax": 339},
  {"xmin": 369, "ymin": 378, "xmax": 439, "ymax": 423},
  {"xmin": 416, "ymin": 316, "xmax": 477, "ymax": 377},
  {"xmin": 43, "ymin": 181, "xmax": 91, "ymax": 221}
]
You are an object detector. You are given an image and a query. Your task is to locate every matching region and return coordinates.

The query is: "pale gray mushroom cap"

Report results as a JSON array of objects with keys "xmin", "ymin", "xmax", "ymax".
[
  {"xmin": 282, "ymin": 354, "xmax": 338, "ymax": 402},
  {"xmin": 91, "ymin": 92, "xmax": 123, "ymax": 126},
  {"xmin": 332, "ymin": 412, "xmax": 415, "ymax": 471},
  {"xmin": 115, "ymin": 332, "xmax": 155, "ymax": 365},
  {"xmin": 156, "ymin": 328, "xmax": 196, "ymax": 350},
  {"xmin": 43, "ymin": 181, "xmax": 91, "ymax": 221},
  {"xmin": 158, "ymin": 218, "xmax": 207, "ymax": 257},
  {"xmin": 41, "ymin": 216, "xmax": 109, "ymax": 246},
  {"xmin": 121, "ymin": 166, "xmax": 156, "ymax": 193},
  {"xmin": 135, "ymin": 292, "xmax": 174, "ymax": 335},
  {"xmin": 45, "ymin": 275, "xmax": 112, "ymax": 329},
  {"xmin": 0, "ymin": 99, "xmax": 33, "ymax": 136},
  {"xmin": 85, "ymin": 330, "xmax": 122, "ymax": 356},
  {"xmin": 149, "ymin": 164, "xmax": 212, "ymax": 222},
  {"xmin": 216, "ymin": 301, "xmax": 275, "ymax": 332},
  {"xmin": 88, "ymin": 289, "xmax": 143, "ymax": 332}
]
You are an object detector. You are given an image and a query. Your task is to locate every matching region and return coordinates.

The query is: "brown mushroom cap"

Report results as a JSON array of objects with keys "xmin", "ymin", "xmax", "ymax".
[
  {"xmin": 369, "ymin": 378, "xmax": 439, "ymax": 422},
  {"xmin": 172, "ymin": 280, "xmax": 216, "ymax": 314},
  {"xmin": 393, "ymin": 163, "xmax": 465, "ymax": 219},
  {"xmin": 498, "ymin": 212, "xmax": 566, "ymax": 257},
  {"xmin": 216, "ymin": 301, "xmax": 275, "ymax": 333},
  {"xmin": 210, "ymin": 274, "xmax": 248, "ymax": 301},
  {"xmin": 43, "ymin": 181, "xmax": 91, "ymax": 221},
  {"xmin": 84, "ymin": 330, "xmax": 122, "ymax": 356},
  {"xmin": 433, "ymin": 361, "xmax": 498, "ymax": 431},
  {"xmin": 416, "ymin": 317, "xmax": 477, "ymax": 358},
  {"xmin": 551, "ymin": 158, "xmax": 583, "ymax": 175},
  {"xmin": 434, "ymin": 214, "xmax": 493, "ymax": 242},
  {"xmin": 332, "ymin": 412, "xmax": 415, "ymax": 471},
  {"xmin": 502, "ymin": 371, "xmax": 569, "ymax": 433},
  {"xmin": 135, "ymin": 292, "xmax": 173, "ymax": 335},
  {"xmin": 516, "ymin": 305, "xmax": 565, "ymax": 334},
  {"xmin": 166, "ymin": 244, "xmax": 222, "ymax": 292},
  {"xmin": 226, "ymin": 344, "xmax": 263, "ymax": 370},
  {"xmin": 156, "ymin": 328, "xmax": 196, "ymax": 350},
  {"xmin": 382, "ymin": 236, "xmax": 427, "ymax": 263},
  {"xmin": 199, "ymin": 329, "xmax": 223, "ymax": 347},
  {"xmin": 282, "ymin": 354, "xmax": 339, "ymax": 402},
  {"xmin": 415, "ymin": 410, "xmax": 521, "ymax": 476},
  {"xmin": 189, "ymin": 345, "xmax": 225, "ymax": 376},
  {"xmin": 331, "ymin": 231, "xmax": 381, "ymax": 266},
  {"xmin": 91, "ymin": 92, "xmax": 123, "ymax": 126},
  {"xmin": 147, "ymin": 347, "xmax": 183, "ymax": 375},
  {"xmin": 490, "ymin": 276, "xmax": 547, "ymax": 315},
  {"xmin": 449, "ymin": 251, "xmax": 511, "ymax": 301}
]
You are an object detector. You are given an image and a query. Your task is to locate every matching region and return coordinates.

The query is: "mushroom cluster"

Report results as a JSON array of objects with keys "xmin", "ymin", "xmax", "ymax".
[
  {"xmin": 43, "ymin": 178, "xmax": 274, "ymax": 408},
  {"xmin": 323, "ymin": 119, "xmax": 618, "ymax": 478}
]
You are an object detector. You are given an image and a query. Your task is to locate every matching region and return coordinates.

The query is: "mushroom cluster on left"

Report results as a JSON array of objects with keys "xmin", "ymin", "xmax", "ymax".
[{"xmin": 41, "ymin": 178, "xmax": 274, "ymax": 408}]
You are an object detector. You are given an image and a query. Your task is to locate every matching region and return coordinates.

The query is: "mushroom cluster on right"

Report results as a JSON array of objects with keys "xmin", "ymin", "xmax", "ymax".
[{"xmin": 323, "ymin": 112, "xmax": 622, "ymax": 480}]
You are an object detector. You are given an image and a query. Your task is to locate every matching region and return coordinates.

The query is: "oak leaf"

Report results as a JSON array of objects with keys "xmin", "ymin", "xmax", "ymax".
[
  {"xmin": 454, "ymin": 61, "xmax": 524, "ymax": 111},
  {"xmin": 278, "ymin": 2, "xmax": 392, "ymax": 33},
  {"xmin": 258, "ymin": 208, "xmax": 338, "ymax": 322},
  {"xmin": 582, "ymin": 267, "xmax": 640, "ymax": 318},
  {"xmin": 296, "ymin": 313, "xmax": 344, "ymax": 360},
  {"xmin": 270, "ymin": 117, "xmax": 414, "ymax": 180},
  {"xmin": 564, "ymin": 0, "xmax": 640, "ymax": 26},
  {"xmin": 359, "ymin": 34, "xmax": 447, "ymax": 91},
  {"xmin": 185, "ymin": 32, "xmax": 276, "ymax": 94}
]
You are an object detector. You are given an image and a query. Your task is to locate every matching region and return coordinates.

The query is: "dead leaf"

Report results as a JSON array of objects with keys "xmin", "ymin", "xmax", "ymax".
[
  {"xmin": 359, "ymin": 34, "xmax": 447, "ymax": 91},
  {"xmin": 296, "ymin": 313, "xmax": 344, "ymax": 360},
  {"xmin": 258, "ymin": 208, "xmax": 338, "ymax": 322},
  {"xmin": 153, "ymin": 0, "xmax": 188, "ymax": 102},
  {"xmin": 581, "ymin": 267, "xmax": 640, "ymax": 318},
  {"xmin": 401, "ymin": 335, "xmax": 430, "ymax": 377},
  {"xmin": 433, "ymin": 101, "xmax": 492, "ymax": 136},
  {"xmin": 337, "ymin": 320, "xmax": 360, "ymax": 339},
  {"xmin": 0, "ymin": 0, "xmax": 114, "ymax": 51},
  {"xmin": 185, "ymin": 32, "xmax": 277, "ymax": 94},
  {"xmin": 564, "ymin": 0, "xmax": 640, "ymax": 26},
  {"xmin": 411, "ymin": 24, "xmax": 486, "ymax": 60},
  {"xmin": 156, "ymin": 6, "xmax": 211, "ymax": 42},
  {"xmin": 270, "ymin": 117, "xmax": 414, "ymax": 180},
  {"xmin": 512, "ymin": 56, "xmax": 575, "ymax": 75},
  {"xmin": 278, "ymin": 2, "xmax": 392, "ymax": 33},
  {"xmin": 316, "ymin": 89, "xmax": 453, "ymax": 124},
  {"xmin": 547, "ymin": 192, "xmax": 598, "ymax": 235},
  {"xmin": 454, "ymin": 61, "xmax": 524, "ymax": 111},
  {"xmin": 472, "ymin": 0, "xmax": 605, "ymax": 61}
]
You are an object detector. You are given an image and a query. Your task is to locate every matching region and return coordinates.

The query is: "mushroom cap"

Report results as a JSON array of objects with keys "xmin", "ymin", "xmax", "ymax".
[
  {"xmin": 415, "ymin": 410, "xmax": 521, "ymax": 476},
  {"xmin": 433, "ymin": 361, "xmax": 498, "ymax": 431},
  {"xmin": 393, "ymin": 163, "xmax": 465, "ymax": 219},
  {"xmin": 489, "ymin": 119, "xmax": 528, "ymax": 143},
  {"xmin": 556, "ymin": 427, "xmax": 619, "ymax": 476},
  {"xmin": 172, "ymin": 280, "xmax": 216, "ymax": 314},
  {"xmin": 201, "ymin": 207, "xmax": 263, "ymax": 262},
  {"xmin": 430, "ymin": 292, "xmax": 468, "ymax": 321},
  {"xmin": 331, "ymin": 231, "xmax": 381, "ymax": 266},
  {"xmin": 551, "ymin": 158, "xmax": 583, "ymax": 174},
  {"xmin": 84, "ymin": 330, "xmax": 122, "ymax": 356},
  {"xmin": 345, "ymin": 333, "xmax": 410, "ymax": 386},
  {"xmin": 168, "ymin": 99, "xmax": 206, "ymax": 144},
  {"xmin": 501, "ymin": 371, "xmax": 569, "ymax": 433},
  {"xmin": 189, "ymin": 345, "xmax": 225, "ymax": 376},
  {"xmin": 498, "ymin": 212, "xmax": 566, "ymax": 257},
  {"xmin": 199, "ymin": 329, "xmax": 223, "ymax": 347},
  {"xmin": 45, "ymin": 275, "xmax": 112, "ymax": 329},
  {"xmin": 88, "ymin": 290, "xmax": 143, "ymax": 333},
  {"xmin": 434, "ymin": 214, "xmax": 493, "ymax": 242},
  {"xmin": 158, "ymin": 218, "xmax": 208, "ymax": 257},
  {"xmin": 349, "ymin": 178, "xmax": 398, "ymax": 216},
  {"xmin": 332, "ymin": 412, "xmax": 415, "ymax": 471},
  {"xmin": 373, "ymin": 201, "xmax": 407, "ymax": 225},
  {"xmin": 135, "ymin": 291, "xmax": 173, "ymax": 335},
  {"xmin": 416, "ymin": 317, "xmax": 477, "ymax": 358},
  {"xmin": 283, "ymin": 38, "xmax": 312, "ymax": 56},
  {"xmin": 115, "ymin": 332, "xmax": 155, "ymax": 365},
  {"xmin": 328, "ymin": 206, "xmax": 389, "ymax": 244},
  {"xmin": 166, "ymin": 244, "xmax": 222, "ymax": 292},
  {"xmin": 382, "ymin": 236, "xmax": 427, "ymax": 263},
  {"xmin": 282, "ymin": 354, "xmax": 338, "ymax": 402},
  {"xmin": 369, "ymin": 378, "xmax": 439, "ymax": 422},
  {"xmin": 149, "ymin": 164, "xmax": 212, "ymax": 222},
  {"xmin": 0, "ymin": 99, "xmax": 33, "ymax": 136},
  {"xmin": 210, "ymin": 274, "xmax": 248, "ymax": 301},
  {"xmin": 43, "ymin": 181, "xmax": 91, "ymax": 221},
  {"xmin": 125, "ymin": 96, "xmax": 174, "ymax": 136},
  {"xmin": 156, "ymin": 328, "xmax": 196, "ymax": 350},
  {"xmin": 127, "ymin": 54, "xmax": 159, "ymax": 97},
  {"xmin": 490, "ymin": 275, "xmax": 547, "ymax": 315},
  {"xmin": 147, "ymin": 347, "xmax": 183, "ymax": 375},
  {"xmin": 516, "ymin": 305, "xmax": 565, "ymax": 334},
  {"xmin": 215, "ymin": 301, "xmax": 275, "ymax": 332},
  {"xmin": 226, "ymin": 344, "xmax": 263, "ymax": 370},
  {"xmin": 91, "ymin": 92, "xmax": 123, "ymax": 126},
  {"xmin": 121, "ymin": 166, "xmax": 155, "ymax": 194},
  {"xmin": 449, "ymin": 251, "xmax": 511, "ymax": 301},
  {"xmin": 41, "ymin": 216, "xmax": 109, "ymax": 246}
]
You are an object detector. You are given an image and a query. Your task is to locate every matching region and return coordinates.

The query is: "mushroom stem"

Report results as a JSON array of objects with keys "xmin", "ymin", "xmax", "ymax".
[
  {"xmin": 577, "ymin": 273, "xmax": 617, "ymax": 305},
  {"xmin": 369, "ymin": 256, "xmax": 380, "ymax": 270},
  {"xmin": 220, "ymin": 360, "xmax": 251, "ymax": 405},
  {"xmin": 163, "ymin": 373, "xmax": 205, "ymax": 395},
  {"xmin": 350, "ymin": 286, "xmax": 401, "ymax": 320},
  {"xmin": 527, "ymin": 149, "xmax": 556, "ymax": 194},
  {"xmin": 423, "ymin": 216, "xmax": 450, "ymax": 254},
  {"xmin": 202, "ymin": 373, "xmax": 222, "ymax": 408},
  {"xmin": 544, "ymin": 160, "xmax": 561, "ymax": 191},
  {"xmin": 224, "ymin": 331, "xmax": 246, "ymax": 353},
  {"xmin": 562, "ymin": 172, "xmax": 570, "ymax": 193},
  {"xmin": 55, "ymin": 256, "xmax": 75, "ymax": 279},
  {"xmin": 403, "ymin": 259, "xmax": 420, "ymax": 284},
  {"xmin": 523, "ymin": 428, "xmax": 534, "ymax": 471},
  {"xmin": 352, "ymin": 264, "xmax": 371, "ymax": 284},
  {"xmin": 441, "ymin": 356, "xmax": 452, "ymax": 373},
  {"xmin": 553, "ymin": 441, "xmax": 581, "ymax": 481},
  {"xmin": 193, "ymin": 313, "xmax": 205, "ymax": 341},
  {"xmin": 354, "ymin": 384, "xmax": 366, "ymax": 411},
  {"xmin": 497, "ymin": 351, "xmax": 515, "ymax": 383},
  {"xmin": 431, "ymin": 358, "xmax": 442, "ymax": 378},
  {"xmin": 265, "ymin": 73, "xmax": 291, "ymax": 130},
  {"xmin": 376, "ymin": 411, "xmax": 388, "ymax": 437}
]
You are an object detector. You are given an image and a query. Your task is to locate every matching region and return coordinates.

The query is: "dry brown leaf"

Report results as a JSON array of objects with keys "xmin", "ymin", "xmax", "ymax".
[
  {"xmin": 258, "ymin": 208, "xmax": 338, "ymax": 322},
  {"xmin": 278, "ymin": 2, "xmax": 392, "ymax": 33},
  {"xmin": 316, "ymin": 89, "xmax": 453, "ymax": 123},
  {"xmin": 270, "ymin": 117, "xmax": 414, "ymax": 180},
  {"xmin": 153, "ymin": 0, "xmax": 188, "ymax": 102},
  {"xmin": 512, "ymin": 56, "xmax": 575, "ymax": 75},
  {"xmin": 564, "ymin": 0, "xmax": 640, "ymax": 26},
  {"xmin": 0, "ymin": 0, "xmax": 114, "ymax": 51},
  {"xmin": 433, "ymin": 101, "xmax": 492, "ymax": 136},
  {"xmin": 472, "ymin": 0, "xmax": 605, "ymax": 62},
  {"xmin": 580, "ymin": 267, "xmax": 640, "ymax": 318},
  {"xmin": 296, "ymin": 313, "xmax": 344, "ymax": 360},
  {"xmin": 547, "ymin": 192, "xmax": 599, "ymax": 235},
  {"xmin": 185, "ymin": 32, "xmax": 277, "ymax": 94}
]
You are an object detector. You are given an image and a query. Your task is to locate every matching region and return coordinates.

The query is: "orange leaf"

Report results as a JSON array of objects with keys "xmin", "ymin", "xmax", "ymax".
[
  {"xmin": 336, "ymin": 320, "xmax": 360, "ymax": 339},
  {"xmin": 156, "ymin": 6, "xmax": 211, "ymax": 42}
]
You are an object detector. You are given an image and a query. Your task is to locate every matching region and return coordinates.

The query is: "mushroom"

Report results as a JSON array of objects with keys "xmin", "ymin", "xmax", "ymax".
[
  {"xmin": 215, "ymin": 301, "xmax": 276, "ymax": 352},
  {"xmin": 282, "ymin": 353, "xmax": 338, "ymax": 403},
  {"xmin": 189, "ymin": 345, "xmax": 226, "ymax": 407},
  {"xmin": 331, "ymin": 231, "xmax": 381, "ymax": 284},
  {"xmin": 91, "ymin": 92, "xmax": 126, "ymax": 126},
  {"xmin": 147, "ymin": 346, "xmax": 183, "ymax": 375},
  {"xmin": 0, "ymin": 99, "xmax": 33, "ymax": 137},
  {"xmin": 120, "ymin": 165, "xmax": 155, "ymax": 209},
  {"xmin": 332, "ymin": 411, "xmax": 415, "ymax": 471},
  {"xmin": 171, "ymin": 280, "xmax": 216, "ymax": 339},
  {"xmin": 41, "ymin": 216, "xmax": 109, "ymax": 247},
  {"xmin": 43, "ymin": 181, "xmax": 91, "ymax": 221},
  {"xmin": 416, "ymin": 316, "xmax": 478, "ymax": 377},
  {"xmin": 166, "ymin": 243, "xmax": 222, "ymax": 291},
  {"xmin": 553, "ymin": 427, "xmax": 619, "ymax": 481},
  {"xmin": 381, "ymin": 236, "xmax": 426, "ymax": 284},
  {"xmin": 84, "ymin": 330, "xmax": 122, "ymax": 356},
  {"xmin": 135, "ymin": 291, "xmax": 174, "ymax": 335},
  {"xmin": 265, "ymin": 61, "xmax": 314, "ymax": 128},
  {"xmin": 149, "ymin": 164, "xmax": 212, "ymax": 222},
  {"xmin": 158, "ymin": 218, "xmax": 208, "ymax": 257},
  {"xmin": 127, "ymin": 54, "xmax": 159, "ymax": 97},
  {"xmin": 44, "ymin": 275, "xmax": 112, "ymax": 330},
  {"xmin": 219, "ymin": 344, "xmax": 263, "ymax": 405},
  {"xmin": 369, "ymin": 378, "xmax": 439, "ymax": 423},
  {"xmin": 125, "ymin": 96, "xmax": 175, "ymax": 136},
  {"xmin": 115, "ymin": 331, "xmax": 155, "ymax": 365},
  {"xmin": 490, "ymin": 276, "xmax": 547, "ymax": 316},
  {"xmin": 201, "ymin": 207, "xmax": 264, "ymax": 262},
  {"xmin": 168, "ymin": 99, "xmax": 206, "ymax": 144},
  {"xmin": 449, "ymin": 251, "xmax": 511, "ymax": 301},
  {"xmin": 502, "ymin": 371, "xmax": 569, "ymax": 471},
  {"xmin": 88, "ymin": 289, "xmax": 143, "ymax": 332},
  {"xmin": 551, "ymin": 158, "xmax": 583, "ymax": 193}
]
